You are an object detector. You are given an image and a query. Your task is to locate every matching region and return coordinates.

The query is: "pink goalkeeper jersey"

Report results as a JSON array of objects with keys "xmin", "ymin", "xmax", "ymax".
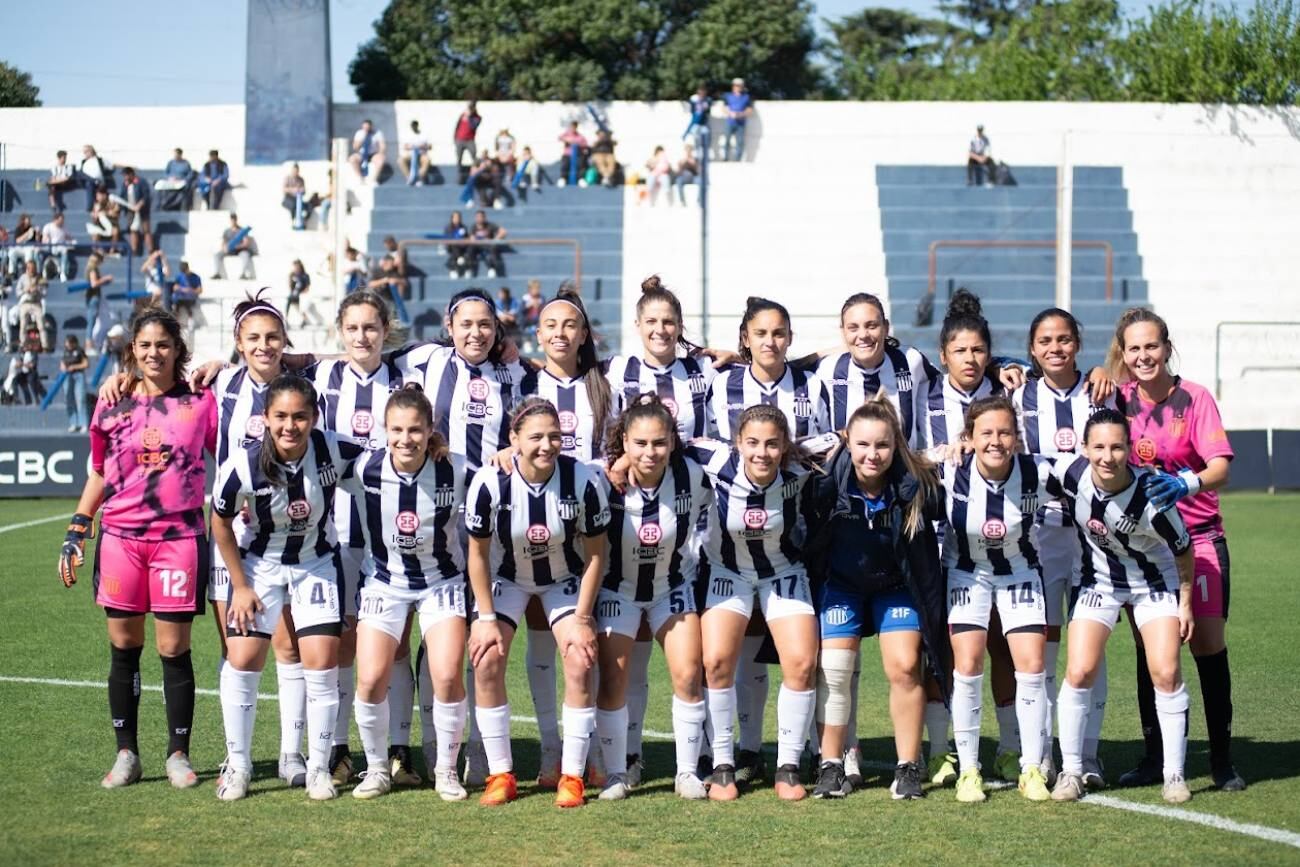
[
  {"xmin": 1117, "ymin": 377, "xmax": 1234, "ymax": 536},
  {"xmin": 90, "ymin": 384, "xmax": 218, "ymax": 540}
]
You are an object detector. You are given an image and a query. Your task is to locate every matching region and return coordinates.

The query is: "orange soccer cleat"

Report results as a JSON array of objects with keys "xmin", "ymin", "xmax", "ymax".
[
  {"xmin": 555, "ymin": 773, "xmax": 587, "ymax": 808},
  {"xmin": 479, "ymin": 772, "xmax": 518, "ymax": 807}
]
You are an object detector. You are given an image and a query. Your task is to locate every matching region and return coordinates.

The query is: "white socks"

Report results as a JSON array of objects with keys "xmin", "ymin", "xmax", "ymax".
[
  {"xmin": 1057, "ymin": 683, "xmax": 1090, "ymax": 775},
  {"xmin": 1155, "ymin": 683, "xmax": 1189, "ymax": 778},
  {"xmin": 276, "ymin": 661, "xmax": 306, "ymax": 755},
  {"xmin": 736, "ymin": 637, "xmax": 768, "ymax": 753},
  {"xmin": 303, "ymin": 667, "xmax": 340, "ymax": 775},
  {"xmin": 220, "ymin": 665, "xmax": 261, "ymax": 773},
  {"xmin": 776, "ymin": 685, "xmax": 815, "ymax": 768},
  {"xmin": 526, "ymin": 630, "xmax": 561, "ymax": 753},
  {"xmin": 477, "ymin": 703, "xmax": 513, "ymax": 775},
  {"xmin": 388, "ymin": 656, "xmax": 415, "ymax": 746},
  {"xmin": 596, "ymin": 706, "xmax": 630, "ymax": 777},
  {"xmin": 1014, "ymin": 671, "xmax": 1047, "ymax": 769},
  {"xmin": 706, "ymin": 686, "xmax": 737, "ymax": 767},
  {"xmin": 995, "ymin": 702, "xmax": 1019, "ymax": 755},
  {"xmin": 672, "ymin": 696, "xmax": 706, "ymax": 776},
  {"xmin": 561, "ymin": 705, "xmax": 596, "ymax": 778},
  {"xmin": 1044, "ymin": 640, "xmax": 1060, "ymax": 761},
  {"xmin": 1083, "ymin": 655, "xmax": 1107, "ymax": 761},
  {"xmin": 334, "ymin": 664, "xmax": 354, "ymax": 747},
  {"xmin": 626, "ymin": 640, "xmax": 652, "ymax": 758},
  {"xmin": 355, "ymin": 698, "xmax": 389, "ymax": 774},
  {"xmin": 952, "ymin": 673, "xmax": 983, "ymax": 772},
  {"xmin": 433, "ymin": 698, "xmax": 467, "ymax": 773},
  {"xmin": 925, "ymin": 700, "xmax": 952, "ymax": 762}
]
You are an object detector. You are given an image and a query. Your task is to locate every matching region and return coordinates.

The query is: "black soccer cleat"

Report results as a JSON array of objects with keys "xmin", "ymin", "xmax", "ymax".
[
  {"xmin": 812, "ymin": 761, "xmax": 851, "ymax": 799},
  {"xmin": 1117, "ymin": 755, "xmax": 1162, "ymax": 788},
  {"xmin": 1213, "ymin": 764, "xmax": 1247, "ymax": 792},
  {"xmin": 735, "ymin": 749, "xmax": 767, "ymax": 787}
]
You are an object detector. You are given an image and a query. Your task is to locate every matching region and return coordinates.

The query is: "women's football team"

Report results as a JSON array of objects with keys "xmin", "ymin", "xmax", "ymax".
[{"xmin": 60, "ymin": 276, "xmax": 1244, "ymax": 806}]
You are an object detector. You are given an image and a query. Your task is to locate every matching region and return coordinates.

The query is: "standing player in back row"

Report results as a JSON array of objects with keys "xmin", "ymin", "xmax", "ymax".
[{"xmin": 60, "ymin": 308, "xmax": 217, "ymax": 791}]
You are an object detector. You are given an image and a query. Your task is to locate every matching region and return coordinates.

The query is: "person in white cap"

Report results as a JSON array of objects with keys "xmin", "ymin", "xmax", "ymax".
[
  {"xmin": 967, "ymin": 124, "xmax": 992, "ymax": 186},
  {"xmin": 723, "ymin": 78, "xmax": 753, "ymax": 162}
]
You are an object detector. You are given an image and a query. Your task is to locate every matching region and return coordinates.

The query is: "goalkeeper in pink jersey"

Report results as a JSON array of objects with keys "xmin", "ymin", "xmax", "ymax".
[
  {"xmin": 59, "ymin": 307, "xmax": 218, "ymax": 791},
  {"xmin": 1106, "ymin": 308, "xmax": 1245, "ymax": 792}
]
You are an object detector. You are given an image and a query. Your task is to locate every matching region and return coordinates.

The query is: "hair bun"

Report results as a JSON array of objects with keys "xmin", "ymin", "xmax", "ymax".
[
  {"xmin": 641, "ymin": 274, "xmax": 664, "ymax": 293},
  {"xmin": 946, "ymin": 288, "xmax": 983, "ymax": 320},
  {"xmin": 400, "ymin": 382, "xmax": 424, "ymax": 393}
]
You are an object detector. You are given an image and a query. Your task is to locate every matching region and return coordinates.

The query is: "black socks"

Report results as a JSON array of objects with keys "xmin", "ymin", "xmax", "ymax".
[
  {"xmin": 1134, "ymin": 644, "xmax": 1162, "ymax": 761},
  {"xmin": 1194, "ymin": 648, "xmax": 1234, "ymax": 770},
  {"xmin": 161, "ymin": 650, "xmax": 196, "ymax": 756},
  {"xmin": 108, "ymin": 645, "xmax": 143, "ymax": 753}
]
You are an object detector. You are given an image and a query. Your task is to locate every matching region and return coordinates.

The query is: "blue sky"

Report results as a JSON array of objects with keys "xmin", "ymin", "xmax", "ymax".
[{"xmin": 3, "ymin": 0, "xmax": 1152, "ymax": 107}]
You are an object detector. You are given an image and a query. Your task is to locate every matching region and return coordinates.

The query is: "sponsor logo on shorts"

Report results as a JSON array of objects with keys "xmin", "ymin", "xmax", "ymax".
[
  {"xmin": 141, "ymin": 427, "xmax": 163, "ymax": 449},
  {"xmin": 245, "ymin": 415, "xmax": 266, "ymax": 438},
  {"xmin": 982, "ymin": 519, "xmax": 1007, "ymax": 540},
  {"xmin": 351, "ymin": 410, "xmax": 374, "ymax": 435},
  {"xmin": 598, "ymin": 597, "xmax": 621, "ymax": 619},
  {"xmin": 558, "ymin": 411, "xmax": 578, "ymax": 434},
  {"xmin": 467, "ymin": 377, "xmax": 489, "ymax": 401},
  {"xmin": 1135, "ymin": 437, "xmax": 1158, "ymax": 463},
  {"xmin": 1054, "ymin": 427, "xmax": 1077, "ymax": 451},
  {"xmin": 638, "ymin": 523, "xmax": 663, "ymax": 545},
  {"xmin": 103, "ymin": 575, "xmax": 122, "ymax": 596}
]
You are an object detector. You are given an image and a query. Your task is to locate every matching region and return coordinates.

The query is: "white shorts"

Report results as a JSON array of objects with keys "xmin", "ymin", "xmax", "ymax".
[
  {"xmin": 703, "ymin": 566, "xmax": 814, "ymax": 622},
  {"xmin": 1070, "ymin": 584, "xmax": 1179, "ymax": 631},
  {"xmin": 208, "ymin": 537, "xmax": 230, "ymax": 602},
  {"xmin": 947, "ymin": 567, "xmax": 1046, "ymax": 634},
  {"xmin": 233, "ymin": 551, "xmax": 344, "ymax": 637},
  {"xmin": 1034, "ymin": 521, "xmax": 1079, "ymax": 628},
  {"xmin": 338, "ymin": 546, "xmax": 363, "ymax": 619},
  {"xmin": 474, "ymin": 577, "xmax": 581, "ymax": 629},
  {"xmin": 597, "ymin": 585, "xmax": 696, "ymax": 639},
  {"xmin": 358, "ymin": 577, "xmax": 466, "ymax": 641}
]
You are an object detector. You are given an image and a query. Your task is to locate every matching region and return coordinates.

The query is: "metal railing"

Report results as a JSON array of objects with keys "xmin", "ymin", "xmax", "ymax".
[
  {"xmin": 1214, "ymin": 321, "xmax": 1300, "ymax": 399},
  {"xmin": 926, "ymin": 239, "xmax": 1114, "ymax": 301}
]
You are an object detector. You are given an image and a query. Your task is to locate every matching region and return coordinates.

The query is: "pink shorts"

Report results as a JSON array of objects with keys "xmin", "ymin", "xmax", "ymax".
[
  {"xmin": 1190, "ymin": 534, "xmax": 1230, "ymax": 620},
  {"xmin": 93, "ymin": 532, "xmax": 208, "ymax": 616}
]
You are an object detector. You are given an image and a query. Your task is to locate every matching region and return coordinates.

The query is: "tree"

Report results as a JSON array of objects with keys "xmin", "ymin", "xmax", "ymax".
[
  {"xmin": 0, "ymin": 62, "xmax": 40, "ymax": 108},
  {"xmin": 970, "ymin": 0, "xmax": 1124, "ymax": 100},
  {"xmin": 825, "ymin": 8, "xmax": 966, "ymax": 100}
]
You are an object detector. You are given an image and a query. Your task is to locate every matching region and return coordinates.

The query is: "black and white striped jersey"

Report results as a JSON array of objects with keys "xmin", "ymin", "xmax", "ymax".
[
  {"xmin": 686, "ymin": 439, "xmax": 811, "ymax": 582},
  {"xmin": 603, "ymin": 454, "xmax": 713, "ymax": 602},
  {"xmin": 816, "ymin": 347, "xmax": 941, "ymax": 447},
  {"xmin": 395, "ymin": 344, "xmax": 523, "ymax": 480},
  {"xmin": 940, "ymin": 453, "xmax": 1052, "ymax": 577},
  {"xmin": 919, "ymin": 376, "xmax": 999, "ymax": 449},
  {"xmin": 520, "ymin": 366, "xmax": 609, "ymax": 464},
  {"xmin": 1013, "ymin": 372, "xmax": 1113, "ymax": 525},
  {"xmin": 465, "ymin": 455, "xmax": 611, "ymax": 589},
  {"xmin": 1048, "ymin": 455, "xmax": 1191, "ymax": 594},
  {"xmin": 338, "ymin": 449, "xmax": 466, "ymax": 592},
  {"xmin": 605, "ymin": 354, "xmax": 716, "ymax": 441},
  {"xmin": 707, "ymin": 364, "xmax": 832, "ymax": 441},
  {"xmin": 213, "ymin": 364, "xmax": 314, "ymax": 467},
  {"xmin": 212, "ymin": 429, "xmax": 364, "ymax": 565}
]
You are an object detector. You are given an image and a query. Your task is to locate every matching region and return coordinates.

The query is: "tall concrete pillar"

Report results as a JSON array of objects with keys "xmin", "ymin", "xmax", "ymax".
[{"xmin": 245, "ymin": 0, "xmax": 331, "ymax": 165}]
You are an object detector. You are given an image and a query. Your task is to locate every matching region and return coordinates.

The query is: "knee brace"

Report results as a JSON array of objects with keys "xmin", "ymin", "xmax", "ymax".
[{"xmin": 816, "ymin": 648, "xmax": 857, "ymax": 727}]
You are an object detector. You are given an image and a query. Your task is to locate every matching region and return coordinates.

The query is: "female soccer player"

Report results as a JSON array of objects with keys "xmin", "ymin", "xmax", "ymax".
[
  {"xmin": 594, "ymin": 394, "xmax": 715, "ymax": 800},
  {"xmin": 803, "ymin": 398, "xmax": 948, "ymax": 801},
  {"xmin": 937, "ymin": 396, "xmax": 1052, "ymax": 803},
  {"xmin": 60, "ymin": 307, "xmax": 216, "ymax": 790},
  {"xmin": 341, "ymin": 385, "xmax": 470, "ymax": 801},
  {"xmin": 211, "ymin": 375, "xmax": 364, "ymax": 801},
  {"xmin": 1107, "ymin": 309, "xmax": 1244, "ymax": 791},
  {"xmin": 1047, "ymin": 408, "xmax": 1195, "ymax": 805},
  {"xmin": 464, "ymin": 397, "xmax": 610, "ymax": 808}
]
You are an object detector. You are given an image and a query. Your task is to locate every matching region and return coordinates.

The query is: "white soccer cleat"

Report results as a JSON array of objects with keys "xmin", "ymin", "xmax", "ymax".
[
  {"xmin": 1051, "ymin": 771, "xmax": 1085, "ymax": 802},
  {"xmin": 165, "ymin": 751, "xmax": 199, "ymax": 789},
  {"xmin": 279, "ymin": 751, "xmax": 307, "ymax": 788},
  {"xmin": 101, "ymin": 749, "xmax": 142, "ymax": 789},
  {"xmin": 462, "ymin": 739, "xmax": 488, "ymax": 788},
  {"xmin": 1162, "ymin": 773, "xmax": 1192, "ymax": 804},
  {"xmin": 674, "ymin": 772, "xmax": 708, "ymax": 800},
  {"xmin": 306, "ymin": 769, "xmax": 339, "ymax": 801},
  {"xmin": 216, "ymin": 763, "xmax": 251, "ymax": 801},
  {"xmin": 598, "ymin": 773, "xmax": 632, "ymax": 801},
  {"xmin": 435, "ymin": 768, "xmax": 469, "ymax": 802},
  {"xmin": 352, "ymin": 770, "xmax": 392, "ymax": 800}
]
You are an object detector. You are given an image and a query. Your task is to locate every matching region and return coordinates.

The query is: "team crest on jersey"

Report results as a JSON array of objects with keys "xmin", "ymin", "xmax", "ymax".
[
  {"xmin": 467, "ymin": 378, "xmax": 489, "ymax": 401},
  {"xmin": 638, "ymin": 523, "xmax": 663, "ymax": 545},
  {"xmin": 493, "ymin": 365, "xmax": 514, "ymax": 386},
  {"xmin": 140, "ymin": 427, "xmax": 163, "ymax": 450},
  {"xmin": 1086, "ymin": 518, "xmax": 1107, "ymax": 537},
  {"xmin": 792, "ymin": 396, "xmax": 812, "ymax": 418},
  {"xmin": 662, "ymin": 397, "xmax": 679, "ymax": 418},
  {"xmin": 675, "ymin": 492, "xmax": 693, "ymax": 515},
  {"xmin": 1054, "ymin": 427, "xmax": 1077, "ymax": 451},
  {"xmin": 318, "ymin": 464, "xmax": 338, "ymax": 486},
  {"xmin": 558, "ymin": 411, "xmax": 578, "ymax": 434},
  {"xmin": 558, "ymin": 498, "xmax": 580, "ymax": 521},
  {"xmin": 781, "ymin": 479, "xmax": 800, "ymax": 500},
  {"xmin": 433, "ymin": 486, "xmax": 456, "ymax": 508},
  {"xmin": 245, "ymin": 416, "xmax": 266, "ymax": 438},
  {"xmin": 1021, "ymin": 492, "xmax": 1039, "ymax": 514},
  {"xmin": 688, "ymin": 371, "xmax": 707, "ymax": 394},
  {"xmin": 1114, "ymin": 514, "xmax": 1137, "ymax": 534},
  {"xmin": 351, "ymin": 410, "xmax": 374, "ymax": 435},
  {"xmin": 1135, "ymin": 438, "xmax": 1158, "ymax": 463},
  {"xmin": 981, "ymin": 519, "xmax": 1006, "ymax": 540},
  {"xmin": 895, "ymin": 370, "xmax": 913, "ymax": 391}
]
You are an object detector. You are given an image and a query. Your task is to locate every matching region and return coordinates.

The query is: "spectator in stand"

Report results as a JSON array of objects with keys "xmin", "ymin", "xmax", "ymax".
[
  {"xmin": 400, "ymin": 120, "xmax": 432, "ymax": 186},
  {"xmin": 165, "ymin": 148, "xmax": 193, "ymax": 182},
  {"xmin": 461, "ymin": 152, "xmax": 497, "ymax": 208},
  {"xmin": 349, "ymin": 118, "xmax": 388, "ymax": 185},
  {"xmin": 686, "ymin": 84, "xmax": 713, "ymax": 154},
  {"xmin": 281, "ymin": 163, "xmax": 320, "ymax": 230},
  {"xmin": 469, "ymin": 209, "xmax": 507, "ymax": 278},
  {"xmin": 171, "ymin": 260, "xmax": 204, "ymax": 334},
  {"xmin": 454, "ymin": 100, "xmax": 482, "ymax": 184},
  {"xmin": 967, "ymin": 124, "xmax": 993, "ymax": 187},
  {"xmin": 6, "ymin": 214, "xmax": 39, "ymax": 279},
  {"xmin": 2, "ymin": 344, "xmax": 44, "ymax": 404},
  {"xmin": 723, "ymin": 77, "xmax": 754, "ymax": 161},
  {"xmin": 443, "ymin": 210, "xmax": 469, "ymax": 278},
  {"xmin": 641, "ymin": 146, "xmax": 672, "ymax": 206},
  {"xmin": 83, "ymin": 252, "xmax": 112, "ymax": 350},
  {"xmin": 14, "ymin": 260, "xmax": 48, "ymax": 351},
  {"xmin": 199, "ymin": 149, "xmax": 231, "ymax": 209},
  {"xmin": 112, "ymin": 167, "xmax": 153, "ymax": 256},
  {"xmin": 287, "ymin": 258, "xmax": 325, "ymax": 327},
  {"xmin": 591, "ymin": 129, "xmax": 619, "ymax": 187},
  {"xmin": 318, "ymin": 168, "xmax": 335, "ymax": 231},
  {"xmin": 382, "ymin": 235, "xmax": 409, "ymax": 285},
  {"xmin": 77, "ymin": 145, "xmax": 113, "ymax": 211},
  {"xmin": 557, "ymin": 121, "xmax": 590, "ymax": 187},
  {"xmin": 211, "ymin": 213, "xmax": 256, "ymax": 280},
  {"xmin": 40, "ymin": 212, "xmax": 74, "ymax": 281},
  {"xmin": 47, "ymin": 150, "xmax": 77, "ymax": 213},
  {"xmin": 156, "ymin": 148, "xmax": 196, "ymax": 210},
  {"xmin": 495, "ymin": 285, "xmax": 520, "ymax": 342},
  {"xmin": 515, "ymin": 145, "xmax": 544, "ymax": 193},
  {"xmin": 141, "ymin": 249, "xmax": 172, "ymax": 307},
  {"xmin": 366, "ymin": 253, "xmax": 408, "ymax": 301},
  {"xmin": 60, "ymin": 334, "xmax": 90, "ymax": 432},
  {"xmin": 341, "ymin": 245, "xmax": 367, "ymax": 293},
  {"xmin": 674, "ymin": 143, "xmax": 700, "ymax": 206},
  {"xmin": 495, "ymin": 128, "xmax": 517, "ymax": 177},
  {"xmin": 86, "ymin": 195, "xmax": 122, "ymax": 254}
]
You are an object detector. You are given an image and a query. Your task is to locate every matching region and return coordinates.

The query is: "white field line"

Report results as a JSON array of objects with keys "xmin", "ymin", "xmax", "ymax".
[
  {"xmin": 3, "ymin": 674, "xmax": 1297, "ymax": 851},
  {"xmin": 0, "ymin": 513, "xmax": 68, "ymax": 535}
]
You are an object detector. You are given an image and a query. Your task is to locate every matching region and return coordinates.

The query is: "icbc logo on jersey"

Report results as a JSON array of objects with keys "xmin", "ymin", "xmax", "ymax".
[
  {"xmin": 524, "ymin": 523, "xmax": 551, "ymax": 555},
  {"xmin": 981, "ymin": 519, "xmax": 1006, "ymax": 542},
  {"xmin": 1054, "ymin": 428, "xmax": 1077, "ymax": 451},
  {"xmin": 351, "ymin": 410, "xmax": 374, "ymax": 436},
  {"xmin": 1135, "ymin": 438, "xmax": 1159, "ymax": 463},
  {"xmin": 393, "ymin": 510, "xmax": 422, "ymax": 549},
  {"xmin": 558, "ymin": 411, "xmax": 578, "ymax": 433},
  {"xmin": 287, "ymin": 498, "xmax": 312, "ymax": 531},
  {"xmin": 140, "ymin": 427, "xmax": 163, "ymax": 450},
  {"xmin": 245, "ymin": 416, "xmax": 266, "ymax": 438},
  {"xmin": 741, "ymin": 508, "xmax": 767, "ymax": 536},
  {"xmin": 638, "ymin": 523, "xmax": 663, "ymax": 545},
  {"xmin": 467, "ymin": 378, "xmax": 489, "ymax": 401},
  {"xmin": 1086, "ymin": 518, "xmax": 1108, "ymax": 537}
]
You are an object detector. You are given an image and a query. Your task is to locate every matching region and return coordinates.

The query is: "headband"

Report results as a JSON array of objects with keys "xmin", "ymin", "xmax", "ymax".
[
  {"xmin": 234, "ymin": 302, "xmax": 286, "ymax": 335},
  {"xmin": 447, "ymin": 292, "xmax": 493, "ymax": 319},
  {"xmin": 539, "ymin": 296, "xmax": 586, "ymax": 324}
]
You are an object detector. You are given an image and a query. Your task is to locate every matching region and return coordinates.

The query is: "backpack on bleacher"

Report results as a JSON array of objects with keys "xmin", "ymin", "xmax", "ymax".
[
  {"xmin": 993, "ymin": 161, "xmax": 1017, "ymax": 186},
  {"xmin": 914, "ymin": 292, "xmax": 934, "ymax": 327}
]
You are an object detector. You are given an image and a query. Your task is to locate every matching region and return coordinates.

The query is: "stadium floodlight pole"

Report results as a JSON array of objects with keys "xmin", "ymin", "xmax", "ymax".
[{"xmin": 700, "ymin": 131, "xmax": 710, "ymax": 346}]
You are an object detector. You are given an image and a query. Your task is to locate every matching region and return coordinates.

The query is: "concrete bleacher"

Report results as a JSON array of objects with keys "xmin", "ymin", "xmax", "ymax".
[{"xmin": 878, "ymin": 165, "xmax": 1146, "ymax": 371}]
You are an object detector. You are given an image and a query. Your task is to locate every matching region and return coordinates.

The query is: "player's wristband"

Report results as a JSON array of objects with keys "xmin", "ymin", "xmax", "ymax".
[
  {"xmin": 1178, "ymin": 470, "xmax": 1202, "ymax": 496},
  {"xmin": 476, "ymin": 612, "xmax": 497, "ymax": 623}
]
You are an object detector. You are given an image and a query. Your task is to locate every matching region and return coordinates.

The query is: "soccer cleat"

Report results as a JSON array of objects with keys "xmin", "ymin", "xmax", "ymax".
[
  {"xmin": 707, "ymin": 763, "xmax": 739, "ymax": 801},
  {"xmin": 928, "ymin": 752, "xmax": 958, "ymax": 787},
  {"xmin": 1040, "ymin": 754, "xmax": 1058, "ymax": 788},
  {"xmin": 165, "ymin": 751, "xmax": 199, "ymax": 789},
  {"xmin": 279, "ymin": 752, "xmax": 308, "ymax": 788},
  {"xmin": 735, "ymin": 749, "xmax": 767, "ymax": 787},
  {"xmin": 328, "ymin": 747, "xmax": 354, "ymax": 787},
  {"xmin": 955, "ymin": 768, "xmax": 987, "ymax": 803},
  {"xmin": 586, "ymin": 744, "xmax": 608, "ymax": 789},
  {"xmin": 891, "ymin": 761, "xmax": 926, "ymax": 800},
  {"xmin": 1162, "ymin": 773, "xmax": 1192, "ymax": 804},
  {"xmin": 1051, "ymin": 771, "xmax": 1086, "ymax": 802},
  {"xmin": 536, "ymin": 745, "xmax": 562, "ymax": 790},
  {"xmin": 992, "ymin": 749, "xmax": 1022, "ymax": 782},
  {"xmin": 674, "ymin": 772, "xmax": 708, "ymax": 800},
  {"xmin": 463, "ymin": 740, "xmax": 488, "ymax": 788},
  {"xmin": 812, "ymin": 761, "xmax": 850, "ymax": 799},
  {"xmin": 555, "ymin": 773, "xmax": 587, "ymax": 808},
  {"xmin": 389, "ymin": 745, "xmax": 423, "ymax": 786},
  {"xmin": 598, "ymin": 773, "xmax": 632, "ymax": 801},
  {"xmin": 101, "ymin": 749, "xmax": 142, "ymax": 789},
  {"xmin": 215, "ymin": 763, "xmax": 250, "ymax": 801},
  {"xmin": 1082, "ymin": 756, "xmax": 1107, "ymax": 790},
  {"xmin": 773, "ymin": 764, "xmax": 806, "ymax": 801},
  {"xmin": 843, "ymin": 746, "xmax": 864, "ymax": 790},
  {"xmin": 434, "ymin": 768, "xmax": 468, "ymax": 802},
  {"xmin": 306, "ymin": 769, "xmax": 339, "ymax": 800},
  {"xmin": 1118, "ymin": 755, "xmax": 1162, "ymax": 788},
  {"xmin": 479, "ymin": 772, "xmax": 518, "ymax": 806},
  {"xmin": 352, "ymin": 769, "xmax": 392, "ymax": 800},
  {"xmin": 626, "ymin": 754, "xmax": 644, "ymax": 788},
  {"xmin": 1018, "ymin": 765, "xmax": 1051, "ymax": 802},
  {"xmin": 1212, "ymin": 764, "xmax": 1247, "ymax": 792}
]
